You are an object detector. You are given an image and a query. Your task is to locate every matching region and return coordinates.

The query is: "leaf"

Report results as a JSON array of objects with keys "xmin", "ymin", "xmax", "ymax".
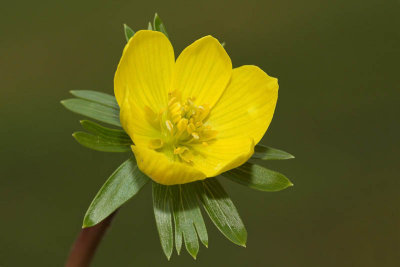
[
  {"xmin": 171, "ymin": 184, "xmax": 208, "ymax": 259},
  {"xmin": 152, "ymin": 182, "xmax": 174, "ymax": 260},
  {"xmin": 72, "ymin": 132, "xmax": 131, "ymax": 152},
  {"xmin": 70, "ymin": 90, "xmax": 119, "ymax": 109},
  {"xmin": 171, "ymin": 185, "xmax": 198, "ymax": 258},
  {"xmin": 222, "ymin": 162, "xmax": 293, "ymax": 192},
  {"xmin": 124, "ymin": 24, "xmax": 135, "ymax": 42},
  {"xmin": 252, "ymin": 144, "xmax": 295, "ymax": 160},
  {"xmin": 61, "ymin": 98, "xmax": 121, "ymax": 127},
  {"xmin": 83, "ymin": 158, "xmax": 149, "ymax": 227},
  {"xmin": 195, "ymin": 179, "xmax": 247, "ymax": 247},
  {"xmin": 147, "ymin": 21, "xmax": 153, "ymax": 30},
  {"xmin": 80, "ymin": 120, "xmax": 131, "ymax": 143},
  {"xmin": 153, "ymin": 13, "xmax": 169, "ymax": 38},
  {"xmin": 185, "ymin": 184, "xmax": 208, "ymax": 248}
]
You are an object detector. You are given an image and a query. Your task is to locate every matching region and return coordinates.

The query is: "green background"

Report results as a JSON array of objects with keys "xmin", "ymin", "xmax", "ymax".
[{"xmin": 1, "ymin": 0, "xmax": 399, "ymax": 266}]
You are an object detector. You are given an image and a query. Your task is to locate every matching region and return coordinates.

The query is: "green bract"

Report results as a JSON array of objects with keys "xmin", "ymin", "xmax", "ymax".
[
  {"xmin": 123, "ymin": 24, "xmax": 135, "ymax": 42},
  {"xmin": 61, "ymin": 13, "xmax": 294, "ymax": 260},
  {"xmin": 83, "ymin": 158, "xmax": 149, "ymax": 227}
]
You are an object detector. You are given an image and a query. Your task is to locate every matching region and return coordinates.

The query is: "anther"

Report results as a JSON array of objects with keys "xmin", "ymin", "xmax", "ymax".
[
  {"xmin": 187, "ymin": 123, "xmax": 196, "ymax": 134},
  {"xmin": 168, "ymin": 97, "xmax": 177, "ymax": 106},
  {"xmin": 192, "ymin": 132, "xmax": 200, "ymax": 140},
  {"xmin": 166, "ymin": 120, "xmax": 174, "ymax": 133},
  {"xmin": 177, "ymin": 118, "xmax": 188, "ymax": 132}
]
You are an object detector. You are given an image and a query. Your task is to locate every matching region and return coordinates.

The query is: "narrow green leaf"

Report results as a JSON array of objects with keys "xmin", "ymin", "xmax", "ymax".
[
  {"xmin": 252, "ymin": 144, "xmax": 295, "ymax": 160},
  {"xmin": 223, "ymin": 162, "xmax": 293, "ymax": 192},
  {"xmin": 80, "ymin": 120, "xmax": 131, "ymax": 143},
  {"xmin": 171, "ymin": 185, "xmax": 199, "ymax": 259},
  {"xmin": 61, "ymin": 98, "xmax": 121, "ymax": 127},
  {"xmin": 147, "ymin": 22, "xmax": 153, "ymax": 30},
  {"xmin": 185, "ymin": 184, "xmax": 208, "ymax": 248},
  {"xmin": 152, "ymin": 182, "xmax": 174, "ymax": 260},
  {"xmin": 124, "ymin": 24, "xmax": 135, "ymax": 42},
  {"xmin": 195, "ymin": 179, "xmax": 247, "ymax": 247},
  {"xmin": 70, "ymin": 90, "xmax": 119, "ymax": 109},
  {"xmin": 72, "ymin": 132, "xmax": 131, "ymax": 152},
  {"xmin": 83, "ymin": 158, "xmax": 149, "ymax": 227},
  {"xmin": 153, "ymin": 13, "xmax": 169, "ymax": 38}
]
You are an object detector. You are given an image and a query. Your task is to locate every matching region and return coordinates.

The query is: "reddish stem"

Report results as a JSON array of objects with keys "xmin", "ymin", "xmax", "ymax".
[{"xmin": 65, "ymin": 211, "xmax": 117, "ymax": 267}]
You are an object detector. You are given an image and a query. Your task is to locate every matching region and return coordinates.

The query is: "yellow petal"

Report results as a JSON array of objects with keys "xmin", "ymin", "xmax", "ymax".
[
  {"xmin": 172, "ymin": 35, "xmax": 232, "ymax": 108},
  {"xmin": 114, "ymin": 30, "xmax": 174, "ymax": 110},
  {"xmin": 118, "ymin": 99, "xmax": 161, "ymax": 147},
  {"xmin": 132, "ymin": 145, "xmax": 207, "ymax": 185},
  {"xmin": 190, "ymin": 137, "xmax": 255, "ymax": 177},
  {"xmin": 114, "ymin": 30, "xmax": 174, "ymax": 146},
  {"xmin": 208, "ymin": 65, "xmax": 278, "ymax": 144}
]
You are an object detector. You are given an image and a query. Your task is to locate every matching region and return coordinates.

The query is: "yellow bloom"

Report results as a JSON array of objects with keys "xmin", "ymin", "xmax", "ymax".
[{"xmin": 114, "ymin": 30, "xmax": 278, "ymax": 185}]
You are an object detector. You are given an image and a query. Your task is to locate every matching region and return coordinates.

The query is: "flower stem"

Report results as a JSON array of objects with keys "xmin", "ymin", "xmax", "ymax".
[{"xmin": 66, "ymin": 211, "xmax": 118, "ymax": 267}]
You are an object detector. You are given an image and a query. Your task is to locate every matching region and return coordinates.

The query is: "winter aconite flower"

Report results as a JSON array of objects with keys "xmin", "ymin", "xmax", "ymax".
[
  {"xmin": 62, "ymin": 16, "xmax": 293, "ymax": 263},
  {"xmin": 114, "ymin": 30, "xmax": 278, "ymax": 185}
]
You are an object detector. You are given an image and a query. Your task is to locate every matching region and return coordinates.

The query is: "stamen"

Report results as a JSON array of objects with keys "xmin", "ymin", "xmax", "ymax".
[
  {"xmin": 177, "ymin": 118, "xmax": 188, "ymax": 132},
  {"xmin": 166, "ymin": 120, "xmax": 174, "ymax": 133},
  {"xmin": 192, "ymin": 132, "xmax": 199, "ymax": 140},
  {"xmin": 147, "ymin": 94, "xmax": 217, "ymax": 163},
  {"xmin": 171, "ymin": 114, "xmax": 181, "ymax": 124},
  {"xmin": 187, "ymin": 123, "xmax": 196, "ymax": 134},
  {"xmin": 168, "ymin": 96, "xmax": 177, "ymax": 106}
]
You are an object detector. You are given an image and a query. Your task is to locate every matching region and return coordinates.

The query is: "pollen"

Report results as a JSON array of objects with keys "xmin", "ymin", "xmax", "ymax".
[{"xmin": 146, "ymin": 92, "xmax": 217, "ymax": 163}]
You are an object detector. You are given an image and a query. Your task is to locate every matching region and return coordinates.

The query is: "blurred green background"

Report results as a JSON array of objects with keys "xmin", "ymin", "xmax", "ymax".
[{"xmin": 1, "ymin": 0, "xmax": 399, "ymax": 266}]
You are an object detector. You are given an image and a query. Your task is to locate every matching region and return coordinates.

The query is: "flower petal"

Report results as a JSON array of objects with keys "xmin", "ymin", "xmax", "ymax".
[
  {"xmin": 208, "ymin": 65, "xmax": 278, "ymax": 144},
  {"xmin": 186, "ymin": 66, "xmax": 278, "ymax": 177},
  {"xmin": 190, "ymin": 137, "xmax": 255, "ymax": 177},
  {"xmin": 132, "ymin": 145, "xmax": 207, "ymax": 185},
  {"xmin": 114, "ymin": 30, "xmax": 174, "ymax": 110},
  {"xmin": 114, "ymin": 30, "xmax": 175, "ymax": 146},
  {"xmin": 172, "ymin": 35, "xmax": 232, "ymax": 108}
]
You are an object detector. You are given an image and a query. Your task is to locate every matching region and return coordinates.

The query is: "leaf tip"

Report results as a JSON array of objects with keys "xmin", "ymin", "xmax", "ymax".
[
  {"xmin": 82, "ymin": 218, "xmax": 94, "ymax": 229},
  {"xmin": 188, "ymin": 250, "xmax": 198, "ymax": 260},
  {"xmin": 162, "ymin": 244, "xmax": 173, "ymax": 261},
  {"xmin": 163, "ymin": 250, "xmax": 173, "ymax": 261}
]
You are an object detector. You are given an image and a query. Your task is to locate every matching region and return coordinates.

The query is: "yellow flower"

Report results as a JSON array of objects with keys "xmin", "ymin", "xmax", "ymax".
[{"xmin": 114, "ymin": 30, "xmax": 278, "ymax": 185}]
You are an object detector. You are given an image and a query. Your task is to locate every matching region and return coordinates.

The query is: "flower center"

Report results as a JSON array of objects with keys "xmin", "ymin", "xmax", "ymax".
[{"xmin": 145, "ymin": 92, "xmax": 217, "ymax": 163}]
